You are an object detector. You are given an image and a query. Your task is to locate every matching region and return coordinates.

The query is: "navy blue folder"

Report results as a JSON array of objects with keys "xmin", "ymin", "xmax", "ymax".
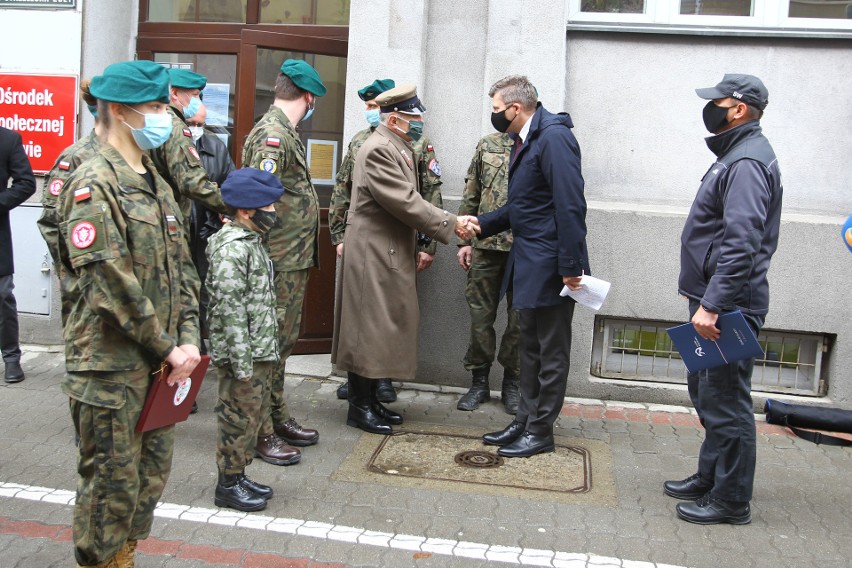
[{"xmin": 666, "ymin": 311, "xmax": 764, "ymax": 373}]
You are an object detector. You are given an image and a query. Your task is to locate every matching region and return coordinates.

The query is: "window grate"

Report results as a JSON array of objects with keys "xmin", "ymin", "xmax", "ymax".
[{"xmin": 591, "ymin": 316, "xmax": 827, "ymax": 396}]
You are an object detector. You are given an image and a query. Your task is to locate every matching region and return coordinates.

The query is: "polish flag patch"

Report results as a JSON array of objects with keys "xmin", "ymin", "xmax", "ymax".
[
  {"xmin": 266, "ymin": 137, "xmax": 281, "ymax": 147},
  {"xmin": 183, "ymin": 128, "xmax": 192, "ymax": 137},
  {"xmin": 71, "ymin": 221, "xmax": 97, "ymax": 249},
  {"xmin": 427, "ymin": 144, "xmax": 434, "ymax": 152},
  {"xmin": 49, "ymin": 179, "xmax": 64, "ymax": 196},
  {"xmin": 74, "ymin": 187, "xmax": 91, "ymax": 202},
  {"xmin": 58, "ymin": 161, "xmax": 71, "ymax": 171}
]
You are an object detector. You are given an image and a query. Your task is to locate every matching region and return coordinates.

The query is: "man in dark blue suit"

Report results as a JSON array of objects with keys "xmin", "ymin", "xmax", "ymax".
[{"xmin": 464, "ymin": 75, "xmax": 589, "ymax": 458}]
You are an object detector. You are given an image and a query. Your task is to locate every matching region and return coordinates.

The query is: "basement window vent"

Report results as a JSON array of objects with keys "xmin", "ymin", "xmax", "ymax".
[{"xmin": 590, "ymin": 316, "xmax": 828, "ymax": 397}]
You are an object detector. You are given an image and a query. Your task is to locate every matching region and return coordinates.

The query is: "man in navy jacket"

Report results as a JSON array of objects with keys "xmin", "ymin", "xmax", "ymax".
[
  {"xmin": 665, "ymin": 74, "xmax": 782, "ymax": 525},
  {"xmin": 468, "ymin": 75, "xmax": 589, "ymax": 458},
  {"xmin": 0, "ymin": 126, "xmax": 36, "ymax": 383}
]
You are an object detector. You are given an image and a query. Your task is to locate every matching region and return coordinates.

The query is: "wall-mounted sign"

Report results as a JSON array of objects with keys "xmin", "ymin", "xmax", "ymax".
[
  {"xmin": 0, "ymin": 73, "xmax": 78, "ymax": 174},
  {"xmin": 307, "ymin": 139, "xmax": 338, "ymax": 185},
  {"xmin": 0, "ymin": 0, "xmax": 76, "ymax": 8}
]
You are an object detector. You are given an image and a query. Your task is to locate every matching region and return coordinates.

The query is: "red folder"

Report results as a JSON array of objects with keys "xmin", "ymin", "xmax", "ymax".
[{"xmin": 136, "ymin": 355, "xmax": 210, "ymax": 432}]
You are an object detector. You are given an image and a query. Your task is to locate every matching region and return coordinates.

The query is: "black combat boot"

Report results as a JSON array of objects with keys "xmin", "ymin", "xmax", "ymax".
[
  {"xmin": 370, "ymin": 380, "xmax": 403, "ymax": 425},
  {"xmin": 346, "ymin": 373, "xmax": 392, "ymax": 435},
  {"xmin": 375, "ymin": 378, "xmax": 397, "ymax": 402},
  {"xmin": 457, "ymin": 367, "xmax": 490, "ymax": 411},
  {"xmin": 214, "ymin": 472, "xmax": 267, "ymax": 512},
  {"xmin": 501, "ymin": 370, "xmax": 520, "ymax": 415},
  {"xmin": 336, "ymin": 381, "xmax": 349, "ymax": 399},
  {"xmin": 238, "ymin": 474, "xmax": 273, "ymax": 500}
]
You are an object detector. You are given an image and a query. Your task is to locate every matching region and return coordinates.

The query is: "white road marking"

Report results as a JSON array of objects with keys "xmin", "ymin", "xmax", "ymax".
[{"xmin": 0, "ymin": 481, "xmax": 689, "ymax": 568}]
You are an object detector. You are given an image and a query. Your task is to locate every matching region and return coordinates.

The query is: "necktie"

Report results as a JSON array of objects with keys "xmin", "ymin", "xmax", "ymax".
[{"xmin": 511, "ymin": 137, "xmax": 523, "ymax": 165}]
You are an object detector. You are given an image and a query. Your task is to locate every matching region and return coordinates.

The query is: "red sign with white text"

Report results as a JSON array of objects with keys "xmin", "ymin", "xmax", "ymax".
[{"xmin": 0, "ymin": 73, "xmax": 78, "ymax": 174}]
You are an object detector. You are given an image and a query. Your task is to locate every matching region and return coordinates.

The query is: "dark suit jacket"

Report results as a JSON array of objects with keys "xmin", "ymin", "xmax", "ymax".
[
  {"xmin": 0, "ymin": 127, "xmax": 37, "ymax": 275},
  {"xmin": 478, "ymin": 104, "xmax": 589, "ymax": 310}
]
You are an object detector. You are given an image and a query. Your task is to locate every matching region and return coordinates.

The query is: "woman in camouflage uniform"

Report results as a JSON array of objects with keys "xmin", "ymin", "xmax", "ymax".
[{"xmin": 57, "ymin": 60, "xmax": 202, "ymax": 568}]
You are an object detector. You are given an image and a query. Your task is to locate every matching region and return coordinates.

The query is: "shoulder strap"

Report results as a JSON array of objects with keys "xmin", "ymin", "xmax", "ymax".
[{"xmin": 787, "ymin": 426, "xmax": 852, "ymax": 447}]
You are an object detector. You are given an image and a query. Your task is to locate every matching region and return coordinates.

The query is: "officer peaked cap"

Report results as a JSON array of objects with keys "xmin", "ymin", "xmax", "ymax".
[
  {"xmin": 221, "ymin": 169, "xmax": 286, "ymax": 209},
  {"xmin": 376, "ymin": 84, "xmax": 426, "ymax": 115},
  {"xmin": 90, "ymin": 60, "xmax": 170, "ymax": 105}
]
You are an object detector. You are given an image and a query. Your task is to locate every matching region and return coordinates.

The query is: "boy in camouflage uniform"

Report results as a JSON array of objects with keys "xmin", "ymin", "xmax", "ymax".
[
  {"xmin": 241, "ymin": 59, "xmax": 322, "ymax": 464},
  {"xmin": 329, "ymin": 78, "xmax": 445, "ymax": 402},
  {"xmin": 456, "ymin": 132, "xmax": 521, "ymax": 413},
  {"xmin": 207, "ymin": 168, "xmax": 286, "ymax": 512}
]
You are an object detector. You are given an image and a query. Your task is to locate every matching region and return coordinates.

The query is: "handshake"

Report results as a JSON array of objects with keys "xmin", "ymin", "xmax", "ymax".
[{"xmin": 455, "ymin": 215, "xmax": 481, "ymax": 240}]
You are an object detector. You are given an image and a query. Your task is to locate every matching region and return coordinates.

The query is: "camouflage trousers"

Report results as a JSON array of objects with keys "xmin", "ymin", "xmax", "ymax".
[
  {"xmin": 215, "ymin": 361, "xmax": 274, "ymax": 474},
  {"xmin": 68, "ymin": 366, "xmax": 174, "ymax": 566},
  {"xmin": 463, "ymin": 248, "xmax": 520, "ymax": 377},
  {"xmin": 260, "ymin": 267, "xmax": 310, "ymax": 436}
]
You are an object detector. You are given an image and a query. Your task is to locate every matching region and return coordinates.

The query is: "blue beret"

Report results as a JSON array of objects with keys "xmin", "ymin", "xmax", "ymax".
[
  {"xmin": 168, "ymin": 68, "xmax": 207, "ymax": 90},
  {"xmin": 358, "ymin": 79, "xmax": 395, "ymax": 101},
  {"xmin": 221, "ymin": 169, "xmax": 285, "ymax": 209},
  {"xmin": 89, "ymin": 60, "xmax": 170, "ymax": 105},
  {"xmin": 280, "ymin": 59, "xmax": 327, "ymax": 97}
]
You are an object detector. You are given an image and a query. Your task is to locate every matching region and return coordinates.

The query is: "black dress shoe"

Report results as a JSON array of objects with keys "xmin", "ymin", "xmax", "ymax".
[
  {"xmin": 676, "ymin": 494, "xmax": 751, "ymax": 525},
  {"xmin": 482, "ymin": 420, "xmax": 524, "ymax": 446},
  {"xmin": 238, "ymin": 474, "xmax": 273, "ymax": 500},
  {"xmin": 376, "ymin": 379, "xmax": 397, "ymax": 403},
  {"xmin": 497, "ymin": 432, "xmax": 555, "ymax": 458},
  {"xmin": 664, "ymin": 472, "xmax": 713, "ymax": 500},
  {"xmin": 336, "ymin": 382, "xmax": 349, "ymax": 399},
  {"xmin": 4, "ymin": 361, "xmax": 25, "ymax": 384},
  {"xmin": 372, "ymin": 402, "xmax": 403, "ymax": 425}
]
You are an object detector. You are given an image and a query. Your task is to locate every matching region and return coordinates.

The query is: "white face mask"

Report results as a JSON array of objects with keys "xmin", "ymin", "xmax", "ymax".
[{"xmin": 188, "ymin": 125, "xmax": 204, "ymax": 142}]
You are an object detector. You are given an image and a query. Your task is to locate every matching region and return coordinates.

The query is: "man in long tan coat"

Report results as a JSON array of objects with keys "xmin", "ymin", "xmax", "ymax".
[{"xmin": 331, "ymin": 84, "xmax": 473, "ymax": 435}]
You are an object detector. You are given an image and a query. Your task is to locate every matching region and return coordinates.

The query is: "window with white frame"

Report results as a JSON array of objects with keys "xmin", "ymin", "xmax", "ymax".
[{"xmin": 569, "ymin": 0, "xmax": 852, "ymax": 34}]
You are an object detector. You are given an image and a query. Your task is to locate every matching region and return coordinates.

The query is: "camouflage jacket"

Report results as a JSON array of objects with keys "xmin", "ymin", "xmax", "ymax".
[
  {"xmin": 329, "ymin": 127, "xmax": 444, "ymax": 255},
  {"xmin": 457, "ymin": 133, "xmax": 514, "ymax": 251},
  {"xmin": 150, "ymin": 104, "xmax": 228, "ymax": 223},
  {"xmin": 57, "ymin": 143, "xmax": 200, "ymax": 386},
  {"xmin": 37, "ymin": 130, "xmax": 101, "ymax": 267},
  {"xmin": 206, "ymin": 222, "xmax": 278, "ymax": 379},
  {"xmin": 241, "ymin": 105, "xmax": 320, "ymax": 271}
]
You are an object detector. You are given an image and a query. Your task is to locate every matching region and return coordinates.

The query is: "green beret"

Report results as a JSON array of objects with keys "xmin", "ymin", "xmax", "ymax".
[
  {"xmin": 89, "ymin": 60, "xmax": 170, "ymax": 105},
  {"xmin": 358, "ymin": 79, "xmax": 395, "ymax": 102},
  {"xmin": 168, "ymin": 68, "xmax": 207, "ymax": 90},
  {"xmin": 280, "ymin": 59, "xmax": 327, "ymax": 97}
]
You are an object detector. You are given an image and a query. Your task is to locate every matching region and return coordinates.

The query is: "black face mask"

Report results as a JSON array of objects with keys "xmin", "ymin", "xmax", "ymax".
[
  {"xmin": 702, "ymin": 101, "xmax": 737, "ymax": 134},
  {"xmin": 251, "ymin": 209, "xmax": 280, "ymax": 233},
  {"xmin": 490, "ymin": 105, "xmax": 516, "ymax": 133}
]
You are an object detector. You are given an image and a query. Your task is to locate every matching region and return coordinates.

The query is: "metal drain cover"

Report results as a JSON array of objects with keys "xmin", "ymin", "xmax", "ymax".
[{"xmin": 454, "ymin": 450, "xmax": 504, "ymax": 469}]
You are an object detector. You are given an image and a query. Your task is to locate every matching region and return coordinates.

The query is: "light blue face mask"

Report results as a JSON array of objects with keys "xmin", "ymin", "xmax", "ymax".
[
  {"xmin": 183, "ymin": 96, "xmax": 202, "ymax": 119},
  {"xmin": 364, "ymin": 108, "xmax": 380, "ymax": 128},
  {"xmin": 302, "ymin": 98, "xmax": 315, "ymax": 122},
  {"xmin": 123, "ymin": 106, "xmax": 172, "ymax": 150}
]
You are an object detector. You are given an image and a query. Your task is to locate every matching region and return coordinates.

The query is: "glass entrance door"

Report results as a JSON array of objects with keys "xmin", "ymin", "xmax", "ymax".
[{"xmin": 237, "ymin": 30, "xmax": 347, "ymax": 354}]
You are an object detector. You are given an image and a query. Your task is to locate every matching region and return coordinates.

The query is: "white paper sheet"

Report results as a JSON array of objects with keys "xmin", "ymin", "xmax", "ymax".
[{"xmin": 560, "ymin": 275, "xmax": 611, "ymax": 311}]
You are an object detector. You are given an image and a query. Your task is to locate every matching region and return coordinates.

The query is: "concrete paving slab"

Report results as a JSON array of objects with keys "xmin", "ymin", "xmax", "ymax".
[{"xmin": 1, "ymin": 350, "xmax": 851, "ymax": 567}]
